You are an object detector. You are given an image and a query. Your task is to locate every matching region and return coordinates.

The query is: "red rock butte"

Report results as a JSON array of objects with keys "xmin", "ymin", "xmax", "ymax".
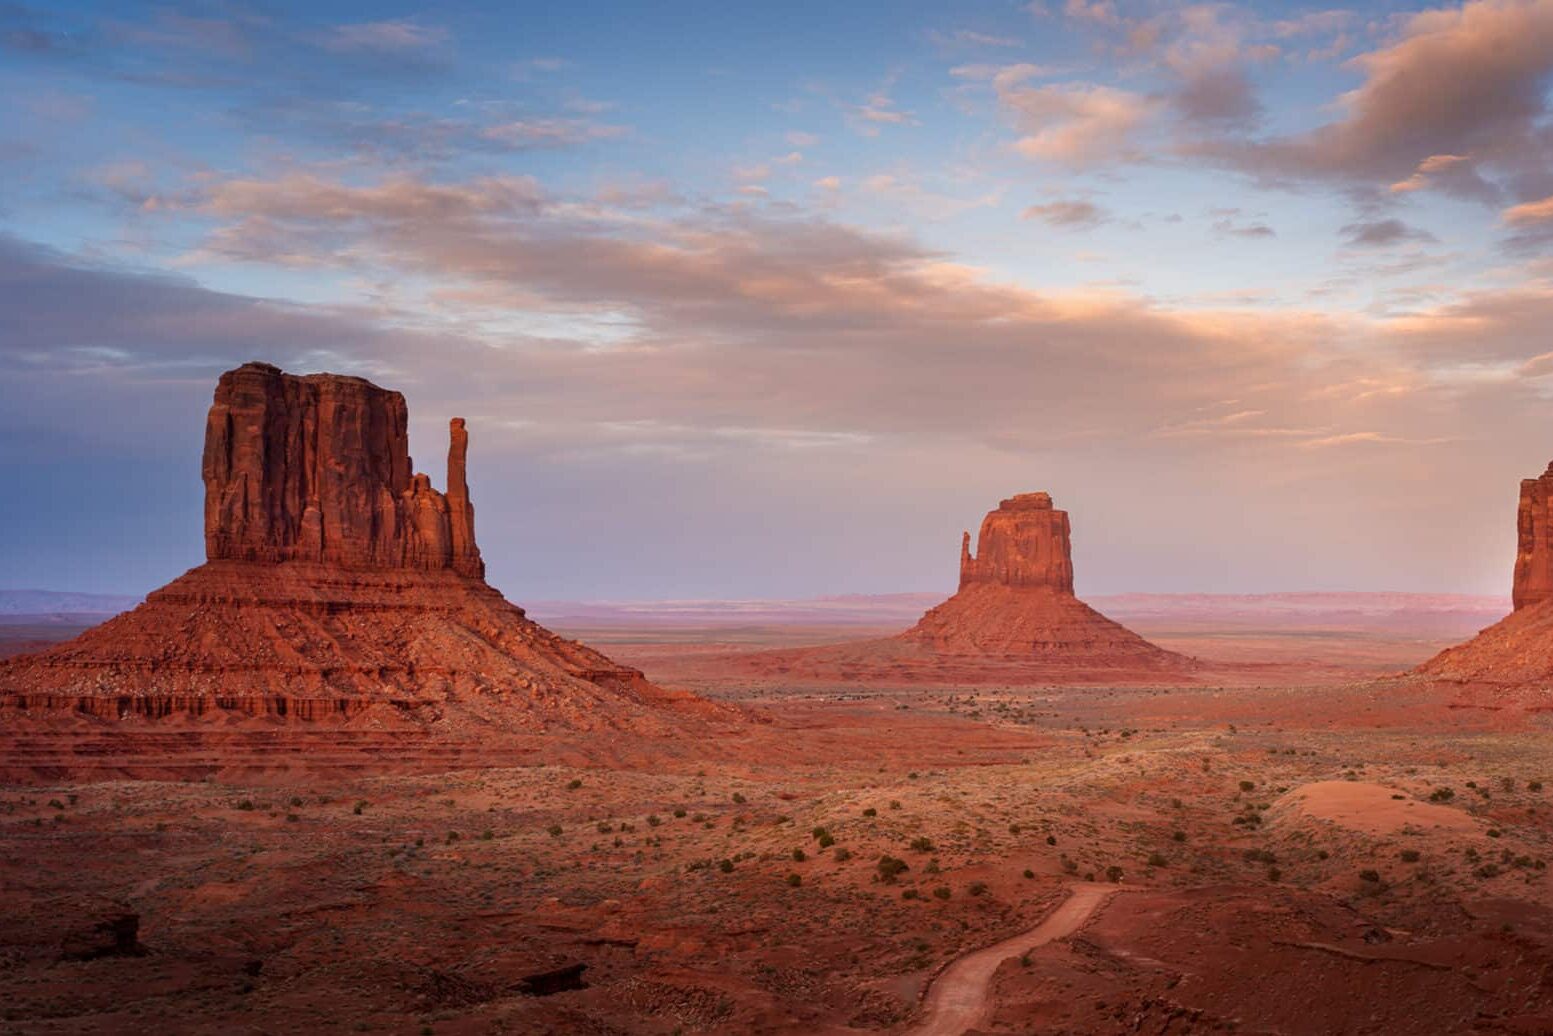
[
  {"xmin": 900, "ymin": 493, "xmax": 1188, "ymax": 667},
  {"xmin": 0, "ymin": 362, "xmax": 724, "ymax": 737},
  {"xmin": 1415, "ymin": 457, "xmax": 1553, "ymax": 701},
  {"xmin": 715, "ymin": 492, "xmax": 1193, "ymax": 684}
]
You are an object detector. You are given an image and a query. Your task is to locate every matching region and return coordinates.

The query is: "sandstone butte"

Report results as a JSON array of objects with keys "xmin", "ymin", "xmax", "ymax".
[
  {"xmin": 1414, "ymin": 459, "xmax": 1553, "ymax": 701},
  {"xmin": 899, "ymin": 492, "xmax": 1188, "ymax": 667},
  {"xmin": 721, "ymin": 492, "xmax": 1193, "ymax": 683},
  {"xmin": 0, "ymin": 362, "xmax": 724, "ymax": 734}
]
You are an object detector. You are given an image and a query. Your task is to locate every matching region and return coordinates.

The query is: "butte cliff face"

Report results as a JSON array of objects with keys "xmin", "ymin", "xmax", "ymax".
[
  {"xmin": 202, "ymin": 363, "xmax": 484, "ymax": 577},
  {"xmin": 1416, "ymin": 458, "xmax": 1553, "ymax": 697},
  {"xmin": 0, "ymin": 362, "xmax": 723, "ymax": 737},
  {"xmin": 902, "ymin": 492, "xmax": 1188, "ymax": 669},
  {"xmin": 1513, "ymin": 462, "xmax": 1553, "ymax": 612}
]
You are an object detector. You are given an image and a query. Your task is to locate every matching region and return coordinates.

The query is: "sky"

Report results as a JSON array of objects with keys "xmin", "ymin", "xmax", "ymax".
[{"xmin": 2, "ymin": 0, "xmax": 1553, "ymax": 600}]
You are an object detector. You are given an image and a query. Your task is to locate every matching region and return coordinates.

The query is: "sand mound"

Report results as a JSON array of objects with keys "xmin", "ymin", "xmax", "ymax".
[{"xmin": 1268, "ymin": 780, "xmax": 1479, "ymax": 837}]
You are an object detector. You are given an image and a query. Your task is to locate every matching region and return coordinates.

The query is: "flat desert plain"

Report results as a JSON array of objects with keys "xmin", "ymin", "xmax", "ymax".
[{"xmin": 3, "ymin": 593, "xmax": 1551, "ymax": 1034}]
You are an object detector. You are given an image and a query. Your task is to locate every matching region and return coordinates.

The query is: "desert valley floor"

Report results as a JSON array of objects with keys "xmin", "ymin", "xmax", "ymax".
[{"xmin": 4, "ymin": 594, "xmax": 1553, "ymax": 1035}]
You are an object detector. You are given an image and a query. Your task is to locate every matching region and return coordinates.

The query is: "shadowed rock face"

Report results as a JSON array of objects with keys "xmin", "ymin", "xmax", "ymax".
[
  {"xmin": 203, "ymin": 362, "xmax": 483, "ymax": 578},
  {"xmin": 958, "ymin": 492, "xmax": 1074, "ymax": 593},
  {"xmin": 1514, "ymin": 462, "xmax": 1553, "ymax": 612}
]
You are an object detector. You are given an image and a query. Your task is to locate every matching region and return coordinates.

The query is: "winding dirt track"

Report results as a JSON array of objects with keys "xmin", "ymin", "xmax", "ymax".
[{"xmin": 906, "ymin": 883, "xmax": 1117, "ymax": 1036}]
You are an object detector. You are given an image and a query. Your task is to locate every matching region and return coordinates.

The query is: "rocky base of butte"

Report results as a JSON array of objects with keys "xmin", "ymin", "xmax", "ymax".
[{"xmin": 0, "ymin": 362, "xmax": 731, "ymax": 747}]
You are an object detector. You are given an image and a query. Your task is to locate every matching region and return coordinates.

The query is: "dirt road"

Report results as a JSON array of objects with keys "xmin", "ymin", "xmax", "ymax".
[{"xmin": 906, "ymin": 883, "xmax": 1117, "ymax": 1036}]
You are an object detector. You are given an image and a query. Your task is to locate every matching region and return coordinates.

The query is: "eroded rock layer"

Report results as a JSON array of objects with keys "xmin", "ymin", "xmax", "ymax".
[{"xmin": 0, "ymin": 362, "xmax": 730, "ymax": 736}]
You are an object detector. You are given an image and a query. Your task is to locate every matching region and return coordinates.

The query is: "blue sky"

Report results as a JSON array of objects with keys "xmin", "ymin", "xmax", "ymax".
[{"xmin": 2, "ymin": 0, "xmax": 1553, "ymax": 599}]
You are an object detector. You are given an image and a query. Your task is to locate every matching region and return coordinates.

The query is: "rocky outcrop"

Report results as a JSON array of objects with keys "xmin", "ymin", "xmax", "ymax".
[
  {"xmin": 958, "ymin": 492, "xmax": 1074, "ymax": 592},
  {"xmin": 903, "ymin": 492, "xmax": 1189, "ymax": 668},
  {"xmin": 0, "ymin": 362, "xmax": 732, "ymax": 739},
  {"xmin": 203, "ymin": 362, "xmax": 483, "ymax": 578},
  {"xmin": 1414, "ymin": 457, "xmax": 1553, "ymax": 703},
  {"xmin": 1514, "ymin": 462, "xmax": 1553, "ymax": 611}
]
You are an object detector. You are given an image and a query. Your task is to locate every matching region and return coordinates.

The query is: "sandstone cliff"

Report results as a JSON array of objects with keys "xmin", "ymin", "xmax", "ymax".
[{"xmin": 203, "ymin": 362, "xmax": 483, "ymax": 578}]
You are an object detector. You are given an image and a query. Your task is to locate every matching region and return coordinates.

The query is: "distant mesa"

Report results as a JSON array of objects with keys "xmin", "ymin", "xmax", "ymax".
[
  {"xmin": 1414, "ymin": 458, "xmax": 1553, "ymax": 701},
  {"xmin": 0, "ymin": 362, "xmax": 724, "ymax": 735}
]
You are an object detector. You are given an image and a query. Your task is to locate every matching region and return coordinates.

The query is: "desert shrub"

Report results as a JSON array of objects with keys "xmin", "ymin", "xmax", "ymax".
[
  {"xmin": 968, "ymin": 881, "xmax": 988, "ymax": 896},
  {"xmin": 1105, "ymin": 865, "xmax": 1124, "ymax": 883},
  {"xmin": 732, "ymin": 792, "xmax": 746, "ymax": 804},
  {"xmin": 786, "ymin": 873, "xmax": 802, "ymax": 887},
  {"xmin": 902, "ymin": 888, "xmax": 920, "ymax": 900},
  {"xmin": 674, "ymin": 808, "xmax": 687, "ymax": 818},
  {"xmin": 1061, "ymin": 856, "xmax": 1078, "ymax": 874},
  {"xmin": 547, "ymin": 824, "xmax": 562, "ymax": 837},
  {"xmin": 1316, "ymin": 849, "xmax": 1330, "ymax": 860},
  {"xmin": 1400, "ymin": 849, "xmax": 1421, "ymax": 863},
  {"xmin": 1488, "ymin": 829, "xmax": 1503, "ymax": 838},
  {"xmin": 932, "ymin": 886, "xmax": 951, "ymax": 900},
  {"xmin": 1475, "ymin": 863, "xmax": 1502, "ymax": 879},
  {"xmin": 236, "ymin": 800, "xmax": 255, "ymax": 811},
  {"xmin": 719, "ymin": 858, "xmax": 735, "ymax": 873},
  {"xmin": 352, "ymin": 800, "xmax": 367, "ymax": 815},
  {"xmin": 833, "ymin": 847, "xmax": 852, "ymax": 862},
  {"xmin": 1358, "ymin": 869, "xmax": 1381, "ymax": 883},
  {"xmin": 925, "ymin": 858, "xmax": 941, "ymax": 874},
  {"xmin": 1147, "ymin": 852, "xmax": 1168, "ymax": 867},
  {"xmin": 1266, "ymin": 867, "xmax": 1282, "ymax": 882},
  {"xmin": 818, "ymin": 832, "xmax": 835, "ymax": 849},
  {"xmin": 862, "ymin": 807, "xmax": 878, "ymax": 817},
  {"xmin": 1530, "ymin": 781, "xmax": 1544, "ymax": 792},
  {"xmin": 1172, "ymin": 830, "xmax": 1187, "ymax": 842},
  {"xmin": 1046, "ymin": 835, "xmax": 1057, "ymax": 846},
  {"xmin": 1429, "ymin": 787, "xmax": 1454, "ymax": 802},
  {"xmin": 285, "ymin": 813, "xmax": 300, "ymax": 823},
  {"xmin": 647, "ymin": 814, "xmax": 661, "ymax": 827},
  {"xmin": 1023, "ymin": 868, "xmax": 1035, "ymax": 879},
  {"xmin": 482, "ymin": 829, "xmax": 494, "ymax": 840},
  {"xmin": 876, "ymin": 855, "xmax": 909, "ymax": 882},
  {"xmin": 889, "ymin": 800, "xmax": 902, "ymax": 811},
  {"xmin": 910, "ymin": 836, "xmax": 935, "ymax": 853},
  {"xmin": 1238, "ymin": 780, "xmax": 1255, "ymax": 792},
  {"xmin": 597, "ymin": 822, "xmax": 613, "ymax": 834},
  {"xmin": 792, "ymin": 848, "xmax": 807, "ymax": 862}
]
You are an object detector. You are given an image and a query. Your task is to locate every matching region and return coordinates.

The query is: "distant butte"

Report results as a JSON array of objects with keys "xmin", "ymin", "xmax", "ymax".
[
  {"xmin": 899, "ymin": 492, "xmax": 1190, "ymax": 667},
  {"xmin": 1413, "ymin": 458, "xmax": 1553, "ymax": 703},
  {"xmin": 0, "ymin": 362, "xmax": 727, "ymax": 738},
  {"xmin": 714, "ymin": 491, "xmax": 1195, "ymax": 684}
]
